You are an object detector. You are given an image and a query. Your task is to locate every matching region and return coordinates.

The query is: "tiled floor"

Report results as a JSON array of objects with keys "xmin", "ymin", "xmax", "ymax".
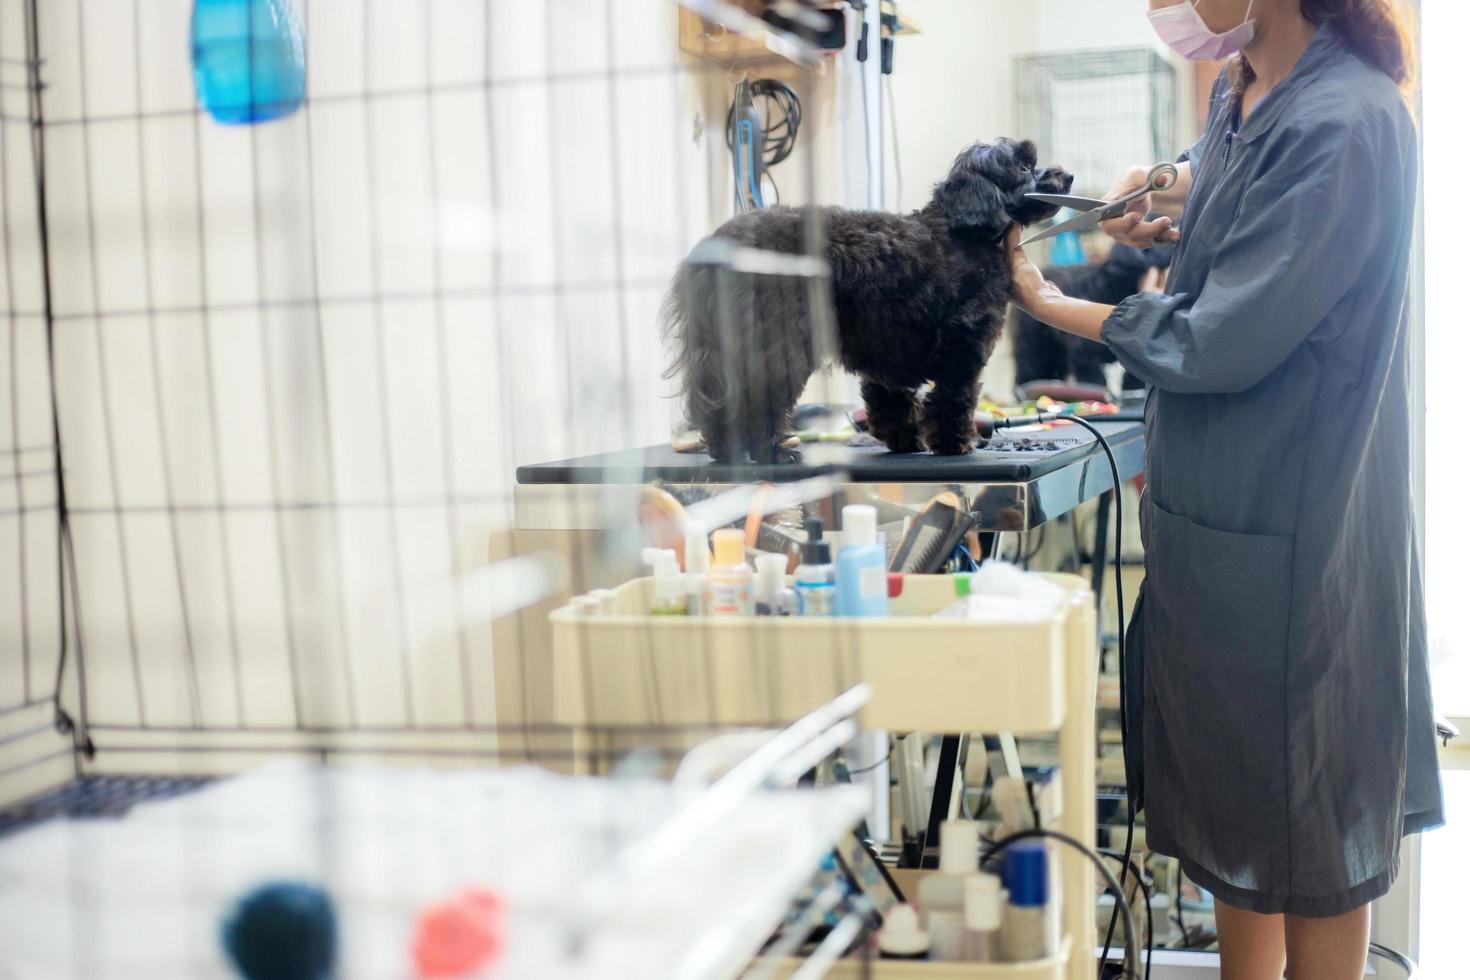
[{"xmin": 1417, "ymin": 765, "xmax": 1467, "ymax": 977}]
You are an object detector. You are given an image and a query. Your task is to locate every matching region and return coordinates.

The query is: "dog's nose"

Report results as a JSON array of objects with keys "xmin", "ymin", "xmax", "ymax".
[{"xmin": 1060, "ymin": 171, "xmax": 1074, "ymax": 191}]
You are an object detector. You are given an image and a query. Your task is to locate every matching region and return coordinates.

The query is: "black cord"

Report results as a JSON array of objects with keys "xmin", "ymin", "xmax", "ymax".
[
  {"xmin": 725, "ymin": 79, "xmax": 802, "ymax": 169},
  {"xmin": 1061, "ymin": 414, "xmax": 1132, "ymax": 980},
  {"xmin": 843, "ymin": 737, "xmax": 894, "ymax": 776},
  {"xmin": 1100, "ymin": 850, "xmax": 1154, "ymax": 978},
  {"xmin": 984, "ymin": 828, "xmax": 1140, "ymax": 980}
]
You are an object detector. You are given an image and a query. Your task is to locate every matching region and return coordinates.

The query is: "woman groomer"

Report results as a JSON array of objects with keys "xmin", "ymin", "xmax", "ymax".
[{"xmin": 1007, "ymin": 1, "xmax": 1444, "ymax": 977}]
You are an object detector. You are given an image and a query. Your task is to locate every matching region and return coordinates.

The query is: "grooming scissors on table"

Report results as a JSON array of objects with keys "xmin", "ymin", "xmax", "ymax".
[{"xmin": 1021, "ymin": 162, "xmax": 1179, "ymax": 245}]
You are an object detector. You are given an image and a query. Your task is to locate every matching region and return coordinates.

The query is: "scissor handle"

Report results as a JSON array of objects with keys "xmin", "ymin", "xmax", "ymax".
[
  {"xmin": 1145, "ymin": 161, "xmax": 1179, "ymax": 193},
  {"xmin": 1102, "ymin": 162, "xmax": 1180, "ymax": 219}
]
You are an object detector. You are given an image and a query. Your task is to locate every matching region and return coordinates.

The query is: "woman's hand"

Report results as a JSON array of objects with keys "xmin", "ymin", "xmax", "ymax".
[
  {"xmin": 1005, "ymin": 224, "xmax": 1065, "ymax": 317},
  {"xmin": 1100, "ymin": 164, "xmax": 1184, "ymax": 248},
  {"xmin": 1004, "ymin": 224, "xmax": 1111, "ymax": 343}
]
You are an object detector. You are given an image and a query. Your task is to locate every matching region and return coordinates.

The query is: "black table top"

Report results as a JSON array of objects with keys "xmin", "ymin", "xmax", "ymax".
[{"xmin": 516, "ymin": 419, "xmax": 1143, "ymax": 486}]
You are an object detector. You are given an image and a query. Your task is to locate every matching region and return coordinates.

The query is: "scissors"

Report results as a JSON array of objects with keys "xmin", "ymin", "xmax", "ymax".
[{"xmin": 1021, "ymin": 162, "xmax": 1179, "ymax": 246}]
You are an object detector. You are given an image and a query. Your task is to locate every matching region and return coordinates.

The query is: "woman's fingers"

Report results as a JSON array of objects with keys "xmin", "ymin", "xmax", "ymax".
[{"xmin": 1104, "ymin": 213, "xmax": 1177, "ymax": 247}]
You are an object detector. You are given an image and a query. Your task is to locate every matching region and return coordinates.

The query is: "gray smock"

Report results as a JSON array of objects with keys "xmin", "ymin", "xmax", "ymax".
[{"xmin": 1101, "ymin": 23, "xmax": 1444, "ymax": 917}]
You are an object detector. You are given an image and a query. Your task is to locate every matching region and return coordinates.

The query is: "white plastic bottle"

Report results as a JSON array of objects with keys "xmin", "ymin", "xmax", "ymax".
[
  {"xmin": 641, "ymin": 548, "xmax": 687, "ymax": 616},
  {"xmin": 961, "ymin": 871, "xmax": 1004, "ymax": 962},
  {"xmin": 918, "ymin": 818, "xmax": 978, "ymax": 960},
  {"xmin": 754, "ymin": 553, "xmax": 797, "ymax": 616},
  {"xmin": 684, "ymin": 519, "xmax": 710, "ymax": 615}
]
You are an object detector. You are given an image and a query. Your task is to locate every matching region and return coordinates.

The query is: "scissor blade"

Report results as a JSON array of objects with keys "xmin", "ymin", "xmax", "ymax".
[
  {"xmin": 1020, "ymin": 208, "xmax": 1105, "ymax": 246},
  {"xmin": 1024, "ymin": 193, "xmax": 1108, "ymax": 211}
]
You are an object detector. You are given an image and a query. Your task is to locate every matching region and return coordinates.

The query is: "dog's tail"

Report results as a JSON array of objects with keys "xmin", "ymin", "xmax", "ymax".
[{"xmin": 660, "ymin": 262, "xmax": 729, "ymax": 452}]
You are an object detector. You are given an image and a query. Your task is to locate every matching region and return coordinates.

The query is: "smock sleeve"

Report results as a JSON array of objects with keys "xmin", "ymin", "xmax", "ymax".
[{"xmin": 1101, "ymin": 119, "xmax": 1392, "ymax": 394}]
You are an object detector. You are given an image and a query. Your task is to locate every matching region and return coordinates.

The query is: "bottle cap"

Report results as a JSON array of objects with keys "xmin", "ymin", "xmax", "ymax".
[
  {"xmin": 876, "ymin": 903, "xmax": 930, "ymax": 957},
  {"xmin": 684, "ymin": 519, "xmax": 710, "ymax": 574},
  {"xmin": 711, "ymin": 528, "xmax": 746, "ymax": 567},
  {"xmin": 801, "ymin": 517, "xmax": 831, "ymax": 565},
  {"xmin": 842, "ymin": 505, "xmax": 877, "ymax": 549},
  {"xmin": 964, "ymin": 872, "xmax": 1003, "ymax": 930},
  {"xmin": 755, "ymin": 553, "xmax": 787, "ymax": 596},
  {"xmin": 939, "ymin": 818, "xmax": 979, "ymax": 876},
  {"xmin": 1003, "ymin": 840, "xmax": 1049, "ymax": 908},
  {"xmin": 953, "ymin": 573, "xmax": 972, "ymax": 598}
]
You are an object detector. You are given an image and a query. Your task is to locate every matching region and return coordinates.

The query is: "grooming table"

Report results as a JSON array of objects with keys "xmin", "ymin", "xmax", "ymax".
[{"xmin": 514, "ymin": 419, "xmax": 1144, "ymax": 536}]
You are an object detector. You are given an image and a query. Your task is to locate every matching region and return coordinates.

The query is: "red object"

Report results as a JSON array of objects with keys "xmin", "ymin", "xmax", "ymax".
[
  {"xmin": 886, "ymin": 573, "xmax": 904, "ymax": 599},
  {"xmin": 413, "ymin": 888, "xmax": 504, "ymax": 977}
]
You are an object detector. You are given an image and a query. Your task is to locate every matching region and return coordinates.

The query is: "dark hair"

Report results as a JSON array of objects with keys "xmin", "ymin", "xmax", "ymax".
[{"xmin": 1230, "ymin": 0, "xmax": 1418, "ymax": 98}]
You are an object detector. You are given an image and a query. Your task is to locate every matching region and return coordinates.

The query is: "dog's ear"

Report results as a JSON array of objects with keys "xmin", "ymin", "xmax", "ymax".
[
  {"xmin": 1016, "ymin": 140, "xmax": 1039, "ymax": 169},
  {"xmin": 932, "ymin": 148, "xmax": 1009, "ymax": 239}
]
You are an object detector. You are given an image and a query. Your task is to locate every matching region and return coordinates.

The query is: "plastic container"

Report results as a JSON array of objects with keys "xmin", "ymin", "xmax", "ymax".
[
  {"xmin": 642, "ymin": 548, "xmax": 687, "ymax": 616},
  {"xmin": 754, "ymin": 554, "xmax": 797, "ymax": 616},
  {"xmin": 876, "ymin": 903, "xmax": 930, "ymax": 960},
  {"xmin": 793, "ymin": 518, "xmax": 835, "ymax": 616},
  {"xmin": 961, "ymin": 872, "xmax": 1005, "ymax": 962},
  {"xmin": 918, "ymin": 819, "xmax": 978, "ymax": 960},
  {"xmin": 703, "ymin": 528, "xmax": 754, "ymax": 616},
  {"xmin": 835, "ymin": 505, "xmax": 888, "ymax": 617},
  {"xmin": 684, "ymin": 519, "xmax": 710, "ymax": 616},
  {"xmin": 1003, "ymin": 840, "xmax": 1055, "ymax": 961},
  {"xmin": 191, "ymin": 0, "xmax": 306, "ymax": 125}
]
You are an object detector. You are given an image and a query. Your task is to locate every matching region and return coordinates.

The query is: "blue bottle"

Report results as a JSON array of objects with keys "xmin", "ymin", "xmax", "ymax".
[
  {"xmin": 192, "ymin": 0, "xmax": 306, "ymax": 125},
  {"xmin": 835, "ymin": 504, "xmax": 889, "ymax": 617}
]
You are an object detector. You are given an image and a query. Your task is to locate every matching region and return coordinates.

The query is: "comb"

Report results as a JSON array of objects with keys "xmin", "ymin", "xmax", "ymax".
[{"xmin": 888, "ymin": 491, "xmax": 973, "ymax": 573}]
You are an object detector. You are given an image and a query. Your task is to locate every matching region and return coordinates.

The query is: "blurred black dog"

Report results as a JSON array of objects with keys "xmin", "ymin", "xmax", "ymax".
[
  {"xmin": 661, "ymin": 139, "xmax": 1072, "ymax": 462},
  {"xmin": 1010, "ymin": 243, "xmax": 1174, "ymax": 391}
]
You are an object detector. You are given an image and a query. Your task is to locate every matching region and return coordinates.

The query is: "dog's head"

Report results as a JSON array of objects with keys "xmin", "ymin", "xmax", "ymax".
[{"xmin": 929, "ymin": 139, "xmax": 1072, "ymax": 240}]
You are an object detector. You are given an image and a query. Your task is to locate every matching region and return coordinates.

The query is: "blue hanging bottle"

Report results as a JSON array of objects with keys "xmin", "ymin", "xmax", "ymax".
[
  {"xmin": 1048, "ymin": 209, "xmax": 1087, "ymax": 267},
  {"xmin": 191, "ymin": 0, "xmax": 306, "ymax": 125}
]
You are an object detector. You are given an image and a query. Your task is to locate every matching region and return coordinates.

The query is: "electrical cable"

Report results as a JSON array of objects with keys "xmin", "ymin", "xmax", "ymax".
[
  {"xmin": 843, "ymin": 736, "xmax": 895, "ymax": 776},
  {"xmin": 985, "ymin": 828, "xmax": 1140, "ymax": 980},
  {"xmin": 993, "ymin": 410, "xmax": 1132, "ymax": 979},
  {"xmin": 1100, "ymin": 850, "xmax": 1153, "ymax": 978}
]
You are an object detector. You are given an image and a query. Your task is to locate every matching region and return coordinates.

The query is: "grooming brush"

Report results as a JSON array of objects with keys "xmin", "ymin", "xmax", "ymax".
[
  {"xmin": 888, "ymin": 491, "xmax": 974, "ymax": 573},
  {"xmin": 637, "ymin": 485, "xmax": 688, "ymax": 565}
]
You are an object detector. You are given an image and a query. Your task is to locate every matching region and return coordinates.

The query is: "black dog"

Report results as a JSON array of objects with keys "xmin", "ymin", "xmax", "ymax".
[
  {"xmin": 1010, "ymin": 243, "xmax": 1173, "ymax": 391},
  {"xmin": 661, "ymin": 139, "xmax": 1072, "ymax": 462}
]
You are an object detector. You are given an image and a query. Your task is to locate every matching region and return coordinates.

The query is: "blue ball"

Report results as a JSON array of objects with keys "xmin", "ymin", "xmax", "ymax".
[{"xmin": 221, "ymin": 881, "xmax": 337, "ymax": 980}]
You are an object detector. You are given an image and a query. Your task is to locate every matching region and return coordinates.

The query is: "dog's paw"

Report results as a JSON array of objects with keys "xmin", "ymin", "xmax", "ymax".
[
  {"xmin": 927, "ymin": 438, "xmax": 976, "ymax": 456},
  {"xmin": 881, "ymin": 430, "xmax": 925, "ymax": 454}
]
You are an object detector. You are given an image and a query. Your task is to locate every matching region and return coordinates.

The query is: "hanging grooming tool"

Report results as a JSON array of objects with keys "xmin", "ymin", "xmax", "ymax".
[
  {"xmin": 729, "ymin": 78, "xmax": 765, "ymax": 212},
  {"xmin": 888, "ymin": 491, "xmax": 974, "ymax": 574}
]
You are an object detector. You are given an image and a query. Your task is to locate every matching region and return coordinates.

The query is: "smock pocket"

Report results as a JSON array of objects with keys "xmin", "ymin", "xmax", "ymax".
[
  {"xmin": 1142, "ymin": 498, "xmax": 1294, "ymax": 681},
  {"xmin": 1138, "ymin": 498, "xmax": 1294, "ymax": 874}
]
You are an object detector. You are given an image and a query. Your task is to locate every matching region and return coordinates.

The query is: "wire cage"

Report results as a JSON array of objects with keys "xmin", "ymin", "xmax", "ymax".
[
  {"xmin": 1013, "ymin": 47, "xmax": 1177, "ymax": 198},
  {"xmin": 0, "ymin": 0, "xmax": 1134, "ymax": 976}
]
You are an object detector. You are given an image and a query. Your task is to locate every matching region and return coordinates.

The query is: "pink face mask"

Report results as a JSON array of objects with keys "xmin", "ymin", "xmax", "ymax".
[{"xmin": 1148, "ymin": 0, "xmax": 1256, "ymax": 61}]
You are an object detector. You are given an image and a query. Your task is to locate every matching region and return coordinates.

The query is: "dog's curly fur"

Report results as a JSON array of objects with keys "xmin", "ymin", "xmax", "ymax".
[
  {"xmin": 661, "ymin": 139, "xmax": 1072, "ymax": 462},
  {"xmin": 1010, "ymin": 243, "xmax": 1174, "ymax": 391}
]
